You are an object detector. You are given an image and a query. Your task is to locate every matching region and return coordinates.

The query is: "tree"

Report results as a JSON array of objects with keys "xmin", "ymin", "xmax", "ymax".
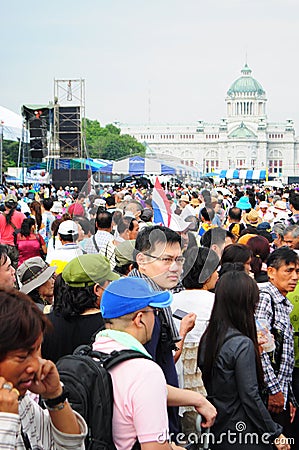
[
  {"xmin": 2, "ymin": 140, "xmax": 19, "ymax": 170},
  {"xmin": 84, "ymin": 119, "xmax": 145, "ymax": 160}
]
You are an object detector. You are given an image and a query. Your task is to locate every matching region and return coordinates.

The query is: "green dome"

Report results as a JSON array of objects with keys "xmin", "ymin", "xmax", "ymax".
[
  {"xmin": 227, "ymin": 64, "xmax": 265, "ymax": 96},
  {"xmin": 228, "ymin": 122, "xmax": 257, "ymax": 139}
]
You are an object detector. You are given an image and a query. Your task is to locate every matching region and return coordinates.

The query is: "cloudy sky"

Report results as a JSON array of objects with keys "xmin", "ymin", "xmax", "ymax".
[{"xmin": 2, "ymin": 0, "xmax": 299, "ymax": 133}]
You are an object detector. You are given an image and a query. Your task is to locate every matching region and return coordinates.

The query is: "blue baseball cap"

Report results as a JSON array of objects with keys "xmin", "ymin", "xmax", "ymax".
[
  {"xmin": 257, "ymin": 222, "xmax": 271, "ymax": 232},
  {"xmin": 100, "ymin": 277, "xmax": 172, "ymax": 319}
]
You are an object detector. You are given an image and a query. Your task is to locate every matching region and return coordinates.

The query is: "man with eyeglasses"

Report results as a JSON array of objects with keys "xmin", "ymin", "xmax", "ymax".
[
  {"xmin": 93, "ymin": 277, "xmax": 216, "ymax": 450},
  {"xmin": 129, "ymin": 226, "xmax": 197, "ymax": 441}
]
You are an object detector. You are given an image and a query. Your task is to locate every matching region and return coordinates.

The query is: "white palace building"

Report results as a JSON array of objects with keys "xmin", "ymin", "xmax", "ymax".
[{"xmin": 118, "ymin": 64, "xmax": 299, "ymax": 182}]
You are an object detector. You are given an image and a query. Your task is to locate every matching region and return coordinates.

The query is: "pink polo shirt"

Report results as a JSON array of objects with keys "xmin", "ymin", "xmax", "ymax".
[{"xmin": 93, "ymin": 337, "xmax": 169, "ymax": 450}]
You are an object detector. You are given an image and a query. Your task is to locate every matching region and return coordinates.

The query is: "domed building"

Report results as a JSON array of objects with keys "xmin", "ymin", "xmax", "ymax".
[{"xmin": 118, "ymin": 65, "xmax": 298, "ymax": 182}]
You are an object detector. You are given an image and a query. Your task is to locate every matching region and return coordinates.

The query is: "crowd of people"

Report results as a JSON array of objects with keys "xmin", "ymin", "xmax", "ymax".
[{"xmin": 0, "ymin": 179, "xmax": 299, "ymax": 449}]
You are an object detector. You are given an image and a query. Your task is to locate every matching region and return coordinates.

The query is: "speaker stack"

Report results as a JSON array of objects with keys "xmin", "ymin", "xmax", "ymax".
[
  {"xmin": 58, "ymin": 106, "xmax": 81, "ymax": 158},
  {"xmin": 22, "ymin": 106, "xmax": 50, "ymax": 161}
]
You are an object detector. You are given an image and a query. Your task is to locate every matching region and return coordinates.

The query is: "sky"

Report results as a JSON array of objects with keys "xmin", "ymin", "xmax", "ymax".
[{"xmin": 2, "ymin": 0, "xmax": 299, "ymax": 133}]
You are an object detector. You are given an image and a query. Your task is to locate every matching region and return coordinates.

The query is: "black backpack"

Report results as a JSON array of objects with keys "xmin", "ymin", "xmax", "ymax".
[{"xmin": 56, "ymin": 344, "xmax": 151, "ymax": 450}]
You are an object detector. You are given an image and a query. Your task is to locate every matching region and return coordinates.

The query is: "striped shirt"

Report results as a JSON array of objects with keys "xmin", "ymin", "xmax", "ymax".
[
  {"xmin": 0, "ymin": 394, "xmax": 87, "ymax": 449},
  {"xmin": 256, "ymin": 282, "xmax": 296, "ymax": 407}
]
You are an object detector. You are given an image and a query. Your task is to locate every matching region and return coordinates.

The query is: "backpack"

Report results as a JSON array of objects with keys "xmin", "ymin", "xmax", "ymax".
[{"xmin": 56, "ymin": 344, "xmax": 151, "ymax": 450}]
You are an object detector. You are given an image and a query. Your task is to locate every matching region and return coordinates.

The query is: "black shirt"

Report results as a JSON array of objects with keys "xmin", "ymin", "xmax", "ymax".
[{"xmin": 42, "ymin": 311, "xmax": 104, "ymax": 363}]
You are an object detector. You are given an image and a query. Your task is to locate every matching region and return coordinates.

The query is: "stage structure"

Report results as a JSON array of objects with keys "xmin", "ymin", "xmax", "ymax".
[
  {"xmin": 21, "ymin": 105, "xmax": 53, "ymax": 165},
  {"xmin": 52, "ymin": 79, "xmax": 86, "ymax": 166}
]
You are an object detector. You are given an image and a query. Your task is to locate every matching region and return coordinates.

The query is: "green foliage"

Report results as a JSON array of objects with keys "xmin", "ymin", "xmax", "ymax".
[
  {"xmin": 2, "ymin": 140, "xmax": 19, "ymax": 170},
  {"xmin": 84, "ymin": 119, "xmax": 145, "ymax": 160}
]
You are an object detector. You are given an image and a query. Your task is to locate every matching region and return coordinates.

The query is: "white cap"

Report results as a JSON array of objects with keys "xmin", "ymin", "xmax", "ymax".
[
  {"xmin": 58, "ymin": 220, "xmax": 79, "ymax": 236},
  {"xmin": 94, "ymin": 198, "xmax": 106, "ymax": 207},
  {"xmin": 50, "ymin": 201, "xmax": 63, "ymax": 213},
  {"xmin": 259, "ymin": 201, "xmax": 269, "ymax": 208}
]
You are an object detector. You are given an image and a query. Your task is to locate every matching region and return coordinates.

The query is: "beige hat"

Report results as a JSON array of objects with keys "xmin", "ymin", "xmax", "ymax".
[
  {"xmin": 17, "ymin": 257, "xmax": 57, "ymax": 294},
  {"xmin": 273, "ymin": 200, "xmax": 287, "ymax": 212},
  {"xmin": 244, "ymin": 210, "xmax": 262, "ymax": 227},
  {"xmin": 179, "ymin": 195, "xmax": 190, "ymax": 203}
]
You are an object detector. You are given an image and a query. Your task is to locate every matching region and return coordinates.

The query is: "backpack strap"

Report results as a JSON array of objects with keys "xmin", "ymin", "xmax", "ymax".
[
  {"xmin": 2, "ymin": 212, "xmax": 17, "ymax": 231},
  {"xmin": 92, "ymin": 235, "xmax": 100, "ymax": 252},
  {"xmin": 73, "ymin": 345, "xmax": 152, "ymax": 370},
  {"xmin": 103, "ymin": 349, "xmax": 152, "ymax": 370},
  {"xmin": 105, "ymin": 242, "xmax": 109, "ymax": 258},
  {"xmin": 259, "ymin": 290, "xmax": 276, "ymax": 329}
]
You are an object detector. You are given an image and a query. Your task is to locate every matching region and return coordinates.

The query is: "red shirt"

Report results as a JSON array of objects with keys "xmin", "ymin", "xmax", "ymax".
[
  {"xmin": 0, "ymin": 210, "xmax": 26, "ymax": 245},
  {"xmin": 68, "ymin": 203, "xmax": 85, "ymax": 217}
]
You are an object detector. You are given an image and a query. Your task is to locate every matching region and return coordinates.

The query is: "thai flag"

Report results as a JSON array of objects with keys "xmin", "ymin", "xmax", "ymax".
[{"xmin": 152, "ymin": 177, "xmax": 172, "ymax": 227}]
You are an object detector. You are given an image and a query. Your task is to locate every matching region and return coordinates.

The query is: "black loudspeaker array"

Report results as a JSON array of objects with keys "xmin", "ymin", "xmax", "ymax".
[
  {"xmin": 58, "ymin": 106, "xmax": 81, "ymax": 158},
  {"xmin": 52, "ymin": 169, "xmax": 90, "ymax": 193},
  {"xmin": 27, "ymin": 108, "xmax": 49, "ymax": 160}
]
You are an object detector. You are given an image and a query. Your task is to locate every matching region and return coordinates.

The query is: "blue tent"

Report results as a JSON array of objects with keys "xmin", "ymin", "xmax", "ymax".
[
  {"xmin": 219, "ymin": 169, "xmax": 266, "ymax": 180},
  {"xmin": 100, "ymin": 156, "xmax": 175, "ymax": 175}
]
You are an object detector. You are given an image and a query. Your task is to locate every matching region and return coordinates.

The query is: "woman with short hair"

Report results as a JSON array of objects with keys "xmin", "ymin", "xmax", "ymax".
[{"xmin": 0, "ymin": 287, "xmax": 87, "ymax": 448}]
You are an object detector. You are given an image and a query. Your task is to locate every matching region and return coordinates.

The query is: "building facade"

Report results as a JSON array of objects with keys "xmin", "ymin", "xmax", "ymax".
[{"xmin": 118, "ymin": 65, "xmax": 298, "ymax": 181}]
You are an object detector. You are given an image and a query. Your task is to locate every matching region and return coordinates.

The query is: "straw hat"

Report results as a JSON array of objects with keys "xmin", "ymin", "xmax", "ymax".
[
  {"xmin": 190, "ymin": 198, "xmax": 200, "ymax": 207},
  {"xmin": 243, "ymin": 210, "xmax": 262, "ymax": 227}
]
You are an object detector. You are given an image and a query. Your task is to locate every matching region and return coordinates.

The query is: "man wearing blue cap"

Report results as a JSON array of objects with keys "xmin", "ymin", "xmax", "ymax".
[{"xmin": 93, "ymin": 277, "xmax": 216, "ymax": 449}]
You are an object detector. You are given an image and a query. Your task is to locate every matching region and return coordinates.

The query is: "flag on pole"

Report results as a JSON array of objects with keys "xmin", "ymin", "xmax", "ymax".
[{"xmin": 152, "ymin": 177, "xmax": 172, "ymax": 227}]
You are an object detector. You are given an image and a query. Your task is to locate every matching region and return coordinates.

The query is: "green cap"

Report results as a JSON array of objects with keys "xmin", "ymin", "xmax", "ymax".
[
  {"xmin": 114, "ymin": 240, "xmax": 136, "ymax": 267},
  {"xmin": 62, "ymin": 254, "xmax": 119, "ymax": 287}
]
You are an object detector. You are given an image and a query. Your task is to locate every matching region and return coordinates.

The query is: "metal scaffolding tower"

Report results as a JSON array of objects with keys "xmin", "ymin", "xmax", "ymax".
[{"xmin": 51, "ymin": 79, "xmax": 86, "ymax": 169}]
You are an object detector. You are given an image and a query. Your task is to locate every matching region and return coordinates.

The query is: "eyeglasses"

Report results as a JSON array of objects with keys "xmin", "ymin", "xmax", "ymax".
[
  {"xmin": 143, "ymin": 253, "xmax": 185, "ymax": 266},
  {"xmin": 140, "ymin": 308, "xmax": 161, "ymax": 316}
]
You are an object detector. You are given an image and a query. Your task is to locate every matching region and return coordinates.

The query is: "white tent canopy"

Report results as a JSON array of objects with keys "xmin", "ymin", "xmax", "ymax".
[{"xmin": 0, "ymin": 105, "xmax": 27, "ymax": 142}]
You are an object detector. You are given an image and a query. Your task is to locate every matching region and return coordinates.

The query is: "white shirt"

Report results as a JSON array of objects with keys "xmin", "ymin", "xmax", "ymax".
[{"xmin": 171, "ymin": 289, "xmax": 215, "ymax": 343}]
